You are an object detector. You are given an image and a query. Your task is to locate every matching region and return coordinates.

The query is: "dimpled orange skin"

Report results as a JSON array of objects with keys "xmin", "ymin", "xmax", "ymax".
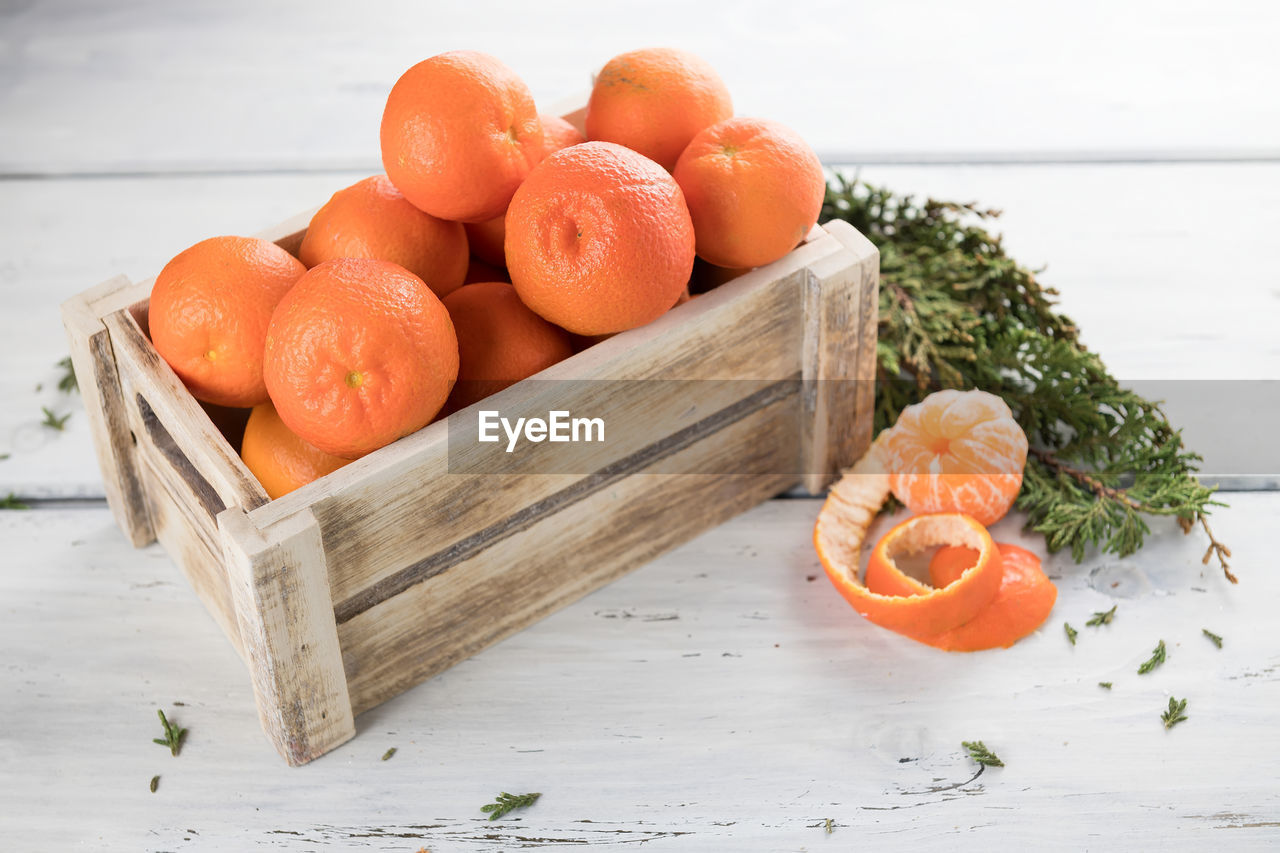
[
  {"xmin": 464, "ymin": 114, "xmax": 587, "ymax": 268},
  {"xmin": 263, "ymin": 258, "xmax": 459, "ymax": 460},
  {"xmin": 380, "ymin": 50, "xmax": 544, "ymax": 222},
  {"xmin": 883, "ymin": 389, "xmax": 1029, "ymax": 526},
  {"xmin": 298, "ymin": 175, "xmax": 469, "ymax": 299},
  {"xmin": 442, "ymin": 281, "xmax": 575, "ymax": 412},
  {"xmin": 149, "ymin": 236, "xmax": 306, "ymax": 408},
  {"xmin": 673, "ymin": 117, "xmax": 825, "ymax": 269},
  {"xmin": 240, "ymin": 402, "xmax": 351, "ymax": 499},
  {"xmin": 505, "ymin": 141, "xmax": 695, "ymax": 336},
  {"xmin": 586, "ymin": 47, "xmax": 733, "ymax": 172}
]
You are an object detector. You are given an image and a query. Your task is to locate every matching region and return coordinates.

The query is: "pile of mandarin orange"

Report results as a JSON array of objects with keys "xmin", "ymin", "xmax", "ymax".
[{"xmin": 147, "ymin": 47, "xmax": 826, "ymax": 499}]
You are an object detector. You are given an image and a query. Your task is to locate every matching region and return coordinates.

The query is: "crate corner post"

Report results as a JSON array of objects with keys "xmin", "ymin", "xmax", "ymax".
[
  {"xmin": 799, "ymin": 220, "xmax": 880, "ymax": 495},
  {"xmin": 218, "ymin": 505, "xmax": 355, "ymax": 766},
  {"xmin": 60, "ymin": 275, "xmax": 157, "ymax": 547}
]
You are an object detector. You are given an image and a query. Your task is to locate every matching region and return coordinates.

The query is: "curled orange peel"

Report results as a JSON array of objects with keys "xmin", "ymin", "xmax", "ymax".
[
  {"xmin": 925, "ymin": 543, "xmax": 1058, "ymax": 651},
  {"xmin": 813, "ymin": 436, "xmax": 1003, "ymax": 642}
]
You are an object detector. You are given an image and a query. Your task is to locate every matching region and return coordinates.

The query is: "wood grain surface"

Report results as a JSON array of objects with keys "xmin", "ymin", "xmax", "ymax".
[{"xmin": 2, "ymin": 499, "xmax": 1275, "ymax": 849}]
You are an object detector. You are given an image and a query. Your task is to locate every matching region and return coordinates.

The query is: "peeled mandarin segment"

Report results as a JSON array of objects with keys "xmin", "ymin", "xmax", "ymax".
[
  {"xmin": 817, "ymin": 509, "xmax": 1003, "ymax": 642},
  {"xmin": 883, "ymin": 388, "xmax": 1029, "ymax": 526},
  {"xmin": 925, "ymin": 544, "xmax": 1058, "ymax": 652}
]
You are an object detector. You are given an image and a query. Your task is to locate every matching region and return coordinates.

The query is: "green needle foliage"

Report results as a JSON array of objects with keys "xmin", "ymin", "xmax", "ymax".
[
  {"xmin": 821, "ymin": 175, "xmax": 1232, "ymax": 580},
  {"xmin": 1161, "ymin": 696, "xmax": 1189, "ymax": 729},
  {"xmin": 481, "ymin": 791, "xmax": 541, "ymax": 821},
  {"xmin": 961, "ymin": 740, "xmax": 1004, "ymax": 767}
]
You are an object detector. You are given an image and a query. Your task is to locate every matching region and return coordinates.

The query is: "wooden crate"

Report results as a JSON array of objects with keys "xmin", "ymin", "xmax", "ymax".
[{"xmin": 61, "ymin": 130, "xmax": 878, "ymax": 766}]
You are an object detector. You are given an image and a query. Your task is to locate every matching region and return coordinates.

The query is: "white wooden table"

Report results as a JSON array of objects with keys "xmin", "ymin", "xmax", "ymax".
[{"xmin": 2, "ymin": 2, "xmax": 1279, "ymax": 849}]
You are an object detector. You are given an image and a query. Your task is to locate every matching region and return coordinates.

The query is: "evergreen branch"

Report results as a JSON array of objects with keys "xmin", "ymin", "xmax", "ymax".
[
  {"xmin": 57, "ymin": 356, "xmax": 79, "ymax": 394},
  {"xmin": 41, "ymin": 407, "xmax": 70, "ymax": 432},
  {"xmin": 821, "ymin": 174, "xmax": 1232, "ymax": 576},
  {"xmin": 480, "ymin": 791, "xmax": 541, "ymax": 821},
  {"xmin": 1138, "ymin": 640, "xmax": 1167, "ymax": 675},
  {"xmin": 1086, "ymin": 605, "xmax": 1117, "ymax": 627},
  {"xmin": 961, "ymin": 741, "xmax": 1004, "ymax": 767},
  {"xmin": 1161, "ymin": 697, "xmax": 1189, "ymax": 729},
  {"xmin": 152, "ymin": 708, "xmax": 187, "ymax": 757}
]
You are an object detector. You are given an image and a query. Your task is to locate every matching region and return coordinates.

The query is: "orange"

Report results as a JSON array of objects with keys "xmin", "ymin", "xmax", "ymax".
[
  {"xmin": 586, "ymin": 47, "xmax": 732, "ymax": 171},
  {"xmin": 263, "ymin": 258, "xmax": 458, "ymax": 459},
  {"xmin": 380, "ymin": 50, "xmax": 543, "ymax": 222},
  {"xmin": 240, "ymin": 402, "xmax": 350, "ymax": 499},
  {"xmin": 882, "ymin": 389, "xmax": 1028, "ymax": 526},
  {"xmin": 505, "ymin": 141, "xmax": 695, "ymax": 335},
  {"xmin": 298, "ymin": 175, "xmax": 468, "ymax": 299},
  {"xmin": 673, "ymin": 117, "xmax": 824, "ymax": 269},
  {"xmin": 464, "ymin": 215, "xmax": 507, "ymax": 268},
  {"xmin": 464, "ymin": 258, "xmax": 510, "ymax": 285},
  {"xmin": 539, "ymin": 113, "xmax": 586, "ymax": 155},
  {"xmin": 463, "ymin": 114, "xmax": 587, "ymax": 268},
  {"xmin": 925, "ymin": 544, "xmax": 1057, "ymax": 651},
  {"xmin": 149, "ymin": 236, "xmax": 306, "ymax": 408},
  {"xmin": 442, "ymin": 281, "xmax": 575, "ymax": 411}
]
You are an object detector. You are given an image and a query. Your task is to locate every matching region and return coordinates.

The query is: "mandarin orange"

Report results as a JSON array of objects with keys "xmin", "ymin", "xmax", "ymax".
[
  {"xmin": 585, "ymin": 47, "xmax": 732, "ymax": 171},
  {"xmin": 263, "ymin": 258, "xmax": 458, "ymax": 459},
  {"xmin": 673, "ymin": 117, "xmax": 824, "ymax": 269},
  {"xmin": 298, "ymin": 175, "xmax": 468, "ymax": 299},
  {"xmin": 149, "ymin": 236, "xmax": 305, "ymax": 408},
  {"xmin": 240, "ymin": 402, "xmax": 351, "ymax": 499},
  {"xmin": 442, "ymin": 281, "xmax": 575, "ymax": 411},
  {"xmin": 463, "ymin": 114, "xmax": 588, "ymax": 268},
  {"xmin": 505, "ymin": 141, "xmax": 695, "ymax": 335},
  {"xmin": 881, "ymin": 389, "xmax": 1028, "ymax": 526},
  {"xmin": 381, "ymin": 50, "xmax": 543, "ymax": 222}
]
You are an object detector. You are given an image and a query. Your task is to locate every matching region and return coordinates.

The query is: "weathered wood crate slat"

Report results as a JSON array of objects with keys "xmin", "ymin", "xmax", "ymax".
[{"xmin": 61, "ymin": 121, "xmax": 879, "ymax": 765}]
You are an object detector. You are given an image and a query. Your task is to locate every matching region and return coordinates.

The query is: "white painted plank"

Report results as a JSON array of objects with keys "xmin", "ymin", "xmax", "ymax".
[
  {"xmin": 2, "ymin": 0, "xmax": 1278, "ymax": 175},
  {"xmin": 0, "ymin": 498, "xmax": 1274, "ymax": 849},
  {"xmin": 3, "ymin": 164, "xmax": 1276, "ymax": 498}
]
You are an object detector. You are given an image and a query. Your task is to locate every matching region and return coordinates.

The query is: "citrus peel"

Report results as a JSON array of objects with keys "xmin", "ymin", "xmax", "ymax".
[{"xmin": 814, "ymin": 440, "xmax": 1004, "ymax": 643}]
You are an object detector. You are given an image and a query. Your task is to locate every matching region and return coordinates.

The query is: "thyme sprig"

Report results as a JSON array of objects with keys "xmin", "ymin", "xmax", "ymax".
[
  {"xmin": 1086, "ymin": 605, "xmax": 1118, "ymax": 627},
  {"xmin": 1, "ymin": 493, "xmax": 29, "ymax": 510},
  {"xmin": 961, "ymin": 741, "xmax": 1004, "ymax": 767},
  {"xmin": 480, "ymin": 791, "xmax": 541, "ymax": 821},
  {"xmin": 152, "ymin": 708, "xmax": 187, "ymax": 757},
  {"xmin": 1202, "ymin": 629, "xmax": 1224, "ymax": 649},
  {"xmin": 1138, "ymin": 640, "xmax": 1167, "ymax": 675},
  {"xmin": 1161, "ymin": 697, "xmax": 1189, "ymax": 729},
  {"xmin": 1064, "ymin": 623, "xmax": 1078, "ymax": 646},
  {"xmin": 822, "ymin": 176, "xmax": 1231, "ymax": 580}
]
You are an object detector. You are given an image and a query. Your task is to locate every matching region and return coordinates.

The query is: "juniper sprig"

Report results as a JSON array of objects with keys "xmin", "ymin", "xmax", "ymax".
[
  {"xmin": 822, "ymin": 176, "xmax": 1231, "ymax": 580},
  {"xmin": 480, "ymin": 791, "xmax": 541, "ymax": 821}
]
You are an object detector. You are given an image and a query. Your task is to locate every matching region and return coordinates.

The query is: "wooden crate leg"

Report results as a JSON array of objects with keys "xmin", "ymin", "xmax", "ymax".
[
  {"xmin": 61, "ymin": 276, "xmax": 155, "ymax": 546},
  {"xmin": 219, "ymin": 507, "xmax": 355, "ymax": 765},
  {"xmin": 800, "ymin": 220, "xmax": 880, "ymax": 495}
]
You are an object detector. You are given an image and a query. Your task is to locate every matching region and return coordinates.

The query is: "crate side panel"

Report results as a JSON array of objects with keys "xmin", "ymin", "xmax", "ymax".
[
  {"xmin": 338, "ymin": 394, "xmax": 800, "ymax": 715},
  {"xmin": 309, "ymin": 267, "xmax": 810, "ymax": 605},
  {"xmin": 137, "ymin": 455, "xmax": 244, "ymax": 660}
]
